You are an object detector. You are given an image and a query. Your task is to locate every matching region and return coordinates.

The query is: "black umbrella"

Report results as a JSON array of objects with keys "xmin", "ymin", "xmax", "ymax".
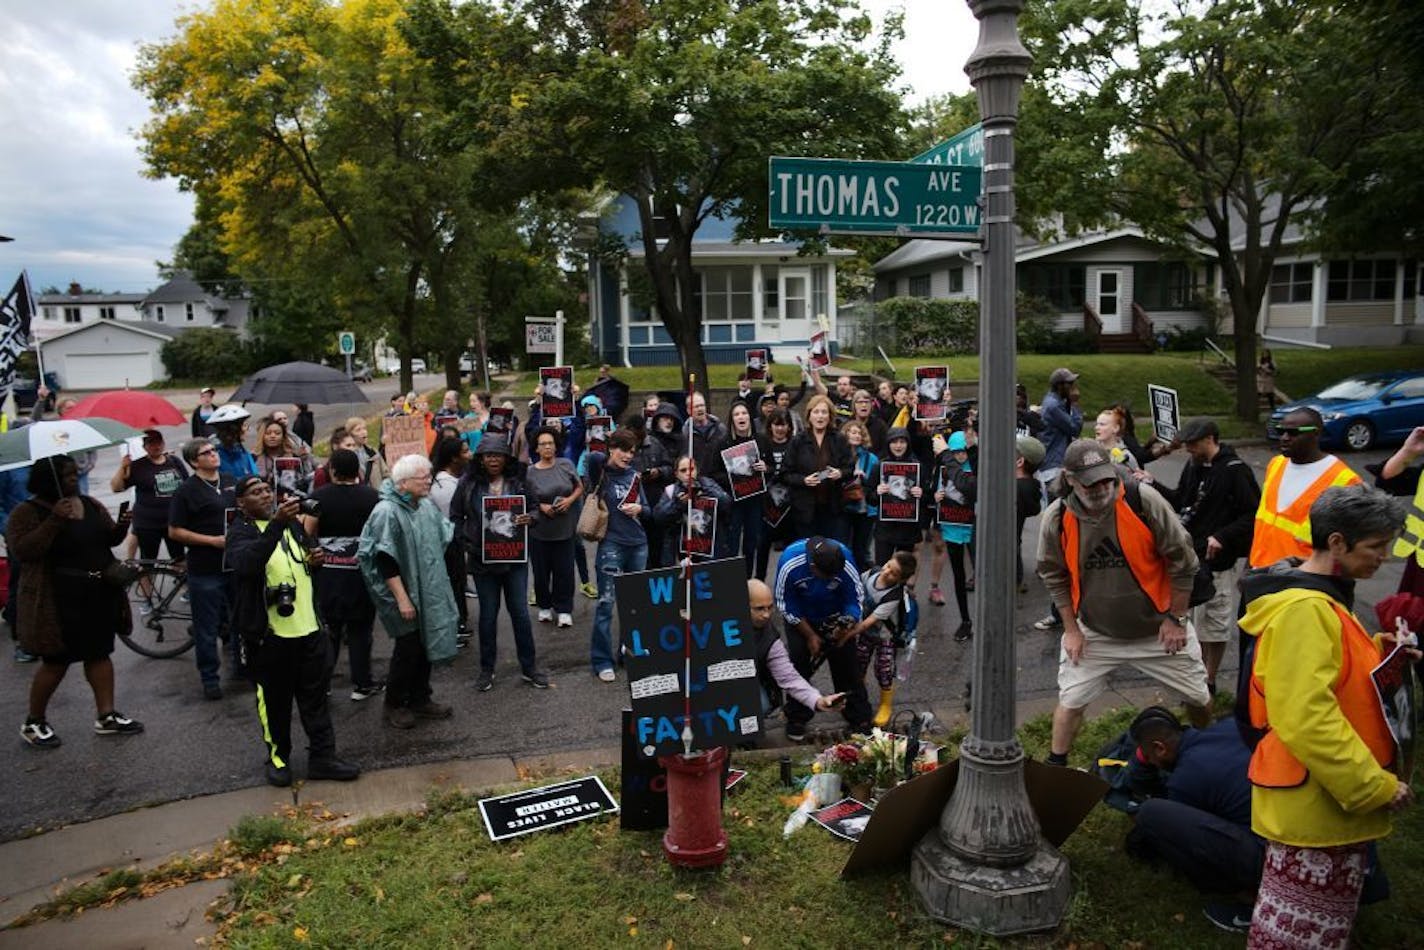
[
  {"xmin": 585, "ymin": 375, "xmax": 631, "ymax": 421},
  {"xmin": 229, "ymin": 361, "xmax": 370, "ymax": 405}
]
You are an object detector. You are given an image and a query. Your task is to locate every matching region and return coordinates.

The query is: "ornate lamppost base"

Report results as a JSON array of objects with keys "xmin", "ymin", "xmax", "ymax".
[{"xmin": 911, "ymin": 832, "xmax": 1070, "ymax": 936}]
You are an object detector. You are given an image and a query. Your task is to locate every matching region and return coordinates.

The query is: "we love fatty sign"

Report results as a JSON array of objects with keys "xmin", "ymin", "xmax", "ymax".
[{"xmin": 616, "ymin": 557, "xmax": 762, "ymax": 758}]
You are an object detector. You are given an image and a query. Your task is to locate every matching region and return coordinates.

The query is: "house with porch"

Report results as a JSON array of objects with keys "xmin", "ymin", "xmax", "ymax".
[
  {"xmin": 584, "ymin": 195, "xmax": 853, "ymax": 367},
  {"xmin": 35, "ymin": 271, "xmax": 253, "ymax": 342},
  {"xmin": 871, "ymin": 227, "xmax": 1212, "ymax": 352}
]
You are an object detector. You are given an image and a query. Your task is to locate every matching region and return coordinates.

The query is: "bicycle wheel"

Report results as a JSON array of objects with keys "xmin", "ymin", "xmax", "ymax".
[{"xmin": 121, "ymin": 566, "xmax": 196, "ymax": 658}]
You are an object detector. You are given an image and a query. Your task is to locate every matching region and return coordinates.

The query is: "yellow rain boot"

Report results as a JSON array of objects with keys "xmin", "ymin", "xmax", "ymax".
[{"xmin": 873, "ymin": 688, "xmax": 894, "ymax": 728}]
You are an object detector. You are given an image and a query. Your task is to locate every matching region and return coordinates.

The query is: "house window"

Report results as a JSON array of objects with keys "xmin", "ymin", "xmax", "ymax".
[
  {"xmin": 155, "ymin": 305, "xmax": 165, "ymax": 323},
  {"xmin": 1327, "ymin": 259, "xmax": 1397, "ymax": 301},
  {"xmin": 42, "ymin": 307, "xmax": 55, "ymax": 321},
  {"xmin": 694, "ymin": 267, "xmax": 753, "ymax": 321},
  {"xmin": 1019, "ymin": 264, "xmax": 1086, "ymax": 310},
  {"xmin": 812, "ymin": 265, "xmax": 828, "ymax": 320},
  {"xmin": 948, "ymin": 267, "xmax": 965, "ymax": 293},
  {"xmin": 908, "ymin": 275, "xmax": 932, "ymax": 298},
  {"xmin": 63, "ymin": 307, "xmax": 81, "ymax": 324},
  {"xmin": 1135, "ymin": 262, "xmax": 1195, "ymax": 309},
  {"xmin": 99, "ymin": 306, "xmax": 115, "ymax": 320},
  {"xmin": 185, "ymin": 302, "xmax": 195, "ymax": 322},
  {"xmin": 762, "ymin": 265, "xmax": 779, "ymax": 321},
  {"xmin": 1269, "ymin": 262, "xmax": 1313, "ymax": 304}
]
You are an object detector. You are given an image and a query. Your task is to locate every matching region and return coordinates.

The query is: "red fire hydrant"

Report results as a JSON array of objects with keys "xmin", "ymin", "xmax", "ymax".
[{"xmin": 660, "ymin": 746, "xmax": 728, "ymax": 868}]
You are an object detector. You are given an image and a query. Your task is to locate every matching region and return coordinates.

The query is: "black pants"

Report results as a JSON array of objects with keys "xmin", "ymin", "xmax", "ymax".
[
  {"xmin": 385, "ymin": 630, "xmax": 432, "ymax": 709},
  {"xmin": 1125, "ymin": 798, "xmax": 1264, "ymax": 894},
  {"xmin": 445, "ymin": 542, "xmax": 468, "ymax": 631},
  {"xmin": 530, "ymin": 536, "xmax": 576, "ymax": 613},
  {"xmin": 783, "ymin": 621, "xmax": 871, "ymax": 730},
  {"xmin": 254, "ymin": 630, "xmax": 336, "ymax": 768},
  {"xmin": 324, "ymin": 606, "xmax": 377, "ymax": 690}
]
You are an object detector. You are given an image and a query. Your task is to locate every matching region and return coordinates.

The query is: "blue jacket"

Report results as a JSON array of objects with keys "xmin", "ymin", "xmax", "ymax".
[
  {"xmin": 1039, "ymin": 390, "xmax": 1082, "ymax": 470},
  {"xmin": 1167, "ymin": 718, "xmax": 1253, "ymax": 829},
  {"xmin": 0, "ymin": 466, "xmax": 31, "ymax": 536},
  {"xmin": 585, "ymin": 452, "xmax": 648, "ymax": 547},
  {"xmin": 773, "ymin": 537, "xmax": 862, "ymax": 628}
]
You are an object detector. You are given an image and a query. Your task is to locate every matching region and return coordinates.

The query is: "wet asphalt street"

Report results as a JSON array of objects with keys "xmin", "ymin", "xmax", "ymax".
[{"xmin": 0, "ymin": 425, "xmax": 1403, "ymax": 842}]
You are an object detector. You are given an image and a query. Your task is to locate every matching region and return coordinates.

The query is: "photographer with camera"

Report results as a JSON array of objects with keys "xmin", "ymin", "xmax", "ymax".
[{"xmin": 227, "ymin": 476, "xmax": 360, "ymax": 788}]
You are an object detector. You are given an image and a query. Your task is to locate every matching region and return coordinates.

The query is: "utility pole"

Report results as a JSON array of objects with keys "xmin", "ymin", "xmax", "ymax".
[{"xmin": 911, "ymin": 0, "xmax": 1070, "ymax": 934}]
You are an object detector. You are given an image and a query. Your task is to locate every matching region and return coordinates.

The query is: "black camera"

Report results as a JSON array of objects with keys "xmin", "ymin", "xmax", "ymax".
[
  {"xmin": 265, "ymin": 583, "xmax": 298, "ymax": 617},
  {"xmin": 281, "ymin": 488, "xmax": 321, "ymax": 516}
]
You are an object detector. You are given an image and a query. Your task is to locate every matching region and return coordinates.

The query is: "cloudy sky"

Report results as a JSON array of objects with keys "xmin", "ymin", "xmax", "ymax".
[{"xmin": 1, "ymin": 1, "xmax": 976, "ymax": 295}]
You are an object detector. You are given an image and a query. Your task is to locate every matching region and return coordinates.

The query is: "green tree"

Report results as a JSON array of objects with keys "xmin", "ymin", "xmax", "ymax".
[
  {"xmin": 415, "ymin": 0, "xmax": 905, "ymax": 392},
  {"xmin": 1018, "ymin": 0, "xmax": 1414, "ymax": 419}
]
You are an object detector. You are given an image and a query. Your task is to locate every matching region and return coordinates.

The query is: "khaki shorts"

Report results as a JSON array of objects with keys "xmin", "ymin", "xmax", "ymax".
[
  {"xmin": 1190, "ymin": 563, "xmax": 1241, "ymax": 644},
  {"xmin": 1057, "ymin": 620, "xmax": 1211, "ymax": 709}
]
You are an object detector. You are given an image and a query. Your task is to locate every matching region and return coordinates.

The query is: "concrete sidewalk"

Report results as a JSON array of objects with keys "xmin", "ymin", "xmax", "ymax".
[{"xmin": 0, "ymin": 683, "xmax": 1171, "ymax": 946}]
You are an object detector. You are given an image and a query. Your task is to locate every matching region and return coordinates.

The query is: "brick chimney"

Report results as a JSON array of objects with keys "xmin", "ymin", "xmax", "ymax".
[{"xmin": 67, "ymin": 281, "xmax": 82, "ymax": 296}]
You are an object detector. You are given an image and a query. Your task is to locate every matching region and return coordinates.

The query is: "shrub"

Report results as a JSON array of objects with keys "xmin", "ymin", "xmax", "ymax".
[
  {"xmin": 876, "ymin": 297, "xmax": 978, "ymax": 355},
  {"xmin": 160, "ymin": 327, "xmax": 251, "ymax": 382},
  {"xmin": 1156, "ymin": 324, "xmax": 1213, "ymax": 352}
]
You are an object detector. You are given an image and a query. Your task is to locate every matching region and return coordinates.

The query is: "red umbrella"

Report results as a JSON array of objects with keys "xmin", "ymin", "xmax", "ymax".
[{"xmin": 65, "ymin": 390, "xmax": 186, "ymax": 428}]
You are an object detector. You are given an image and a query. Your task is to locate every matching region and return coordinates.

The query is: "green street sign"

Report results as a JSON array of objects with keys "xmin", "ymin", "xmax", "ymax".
[
  {"xmin": 910, "ymin": 123, "xmax": 984, "ymax": 167},
  {"xmin": 338, "ymin": 331, "xmax": 356, "ymax": 355},
  {"xmin": 768, "ymin": 156, "xmax": 983, "ymax": 236}
]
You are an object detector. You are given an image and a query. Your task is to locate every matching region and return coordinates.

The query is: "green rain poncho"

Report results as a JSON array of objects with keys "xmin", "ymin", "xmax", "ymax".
[{"xmin": 358, "ymin": 479, "xmax": 459, "ymax": 664}]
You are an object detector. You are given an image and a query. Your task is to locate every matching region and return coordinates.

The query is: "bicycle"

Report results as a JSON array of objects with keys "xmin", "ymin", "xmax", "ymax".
[{"xmin": 120, "ymin": 559, "xmax": 195, "ymax": 658}]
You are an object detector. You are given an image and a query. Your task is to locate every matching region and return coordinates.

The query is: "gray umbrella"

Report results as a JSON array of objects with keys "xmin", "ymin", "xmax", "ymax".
[{"xmin": 229, "ymin": 361, "xmax": 370, "ymax": 405}]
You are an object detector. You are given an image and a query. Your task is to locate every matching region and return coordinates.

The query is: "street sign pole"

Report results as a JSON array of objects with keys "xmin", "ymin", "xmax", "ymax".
[
  {"xmin": 911, "ymin": 0, "xmax": 1070, "ymax": 934},
  {"xmin": 555, "ymin": 309, "xmax": 565, "ymax": 368}
]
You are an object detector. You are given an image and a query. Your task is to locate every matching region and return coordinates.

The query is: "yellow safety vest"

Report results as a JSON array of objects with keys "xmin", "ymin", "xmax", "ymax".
[
  {"xmin": 1394, "ymin": 471, "xmax": 1424, "ymax": 568},
  {"xmin": 1249, "ymin": 455, "xmax": 1359, "ymax": 567}
]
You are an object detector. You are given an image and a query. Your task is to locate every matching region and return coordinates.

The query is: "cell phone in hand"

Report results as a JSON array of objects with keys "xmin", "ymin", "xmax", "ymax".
[{"xmin": 117, "ymin": 501, "xmax": 131, "ymax": 520}]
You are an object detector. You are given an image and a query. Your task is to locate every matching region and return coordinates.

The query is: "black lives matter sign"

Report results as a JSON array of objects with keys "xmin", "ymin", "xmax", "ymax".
[
  {"xmin": 478, "ymin": 776, "xmax": 619, "ymax": 841},
  {"xmin": 616, "ymin": 557, "xmax": 762, "ymax": 758}
]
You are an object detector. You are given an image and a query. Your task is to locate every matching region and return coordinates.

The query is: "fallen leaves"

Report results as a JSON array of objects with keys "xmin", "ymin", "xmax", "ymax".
[
  {"xmin": 293, "ymin": 925, "xmax": 310, "ymax": 942},
  {"xmin": 674, "ymin": 892, "xmax": 695, "ymax": 902},
  {"xmin": 474, "ymin": 893, "xmax": 494, "ymax": 905},
  {"xmin": 343, "ymin": 837, "xmax": 360, "ymax": 848}
]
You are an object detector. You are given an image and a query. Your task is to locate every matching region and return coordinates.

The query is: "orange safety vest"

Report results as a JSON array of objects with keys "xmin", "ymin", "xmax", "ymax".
[
  {"xmin": 1246, "ymin": 602, "xmax": 1394, "ymax": 788},
  {"xmin": 1249, "ymin": 455, "xmax": 1360, "ymax": 567},
  {"xmin": 1060, "ymin": 484, "xmax": 1171, "ymax": 615}
]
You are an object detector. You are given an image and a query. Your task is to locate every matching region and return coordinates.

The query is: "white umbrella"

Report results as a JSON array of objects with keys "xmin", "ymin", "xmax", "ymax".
[{"xmin": 0, "ymin": 418, "xmax": 142, "ymax": 470}]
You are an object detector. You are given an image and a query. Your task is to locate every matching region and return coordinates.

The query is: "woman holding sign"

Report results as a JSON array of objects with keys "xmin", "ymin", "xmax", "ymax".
[
  {"xmin": 525, "ymin": 426, "xmax": 583, "ymax": 626},
  {"xmin": 449, "ymin": 437, "xmax": 547, "ymax": 692},
  {"xmin": 713, "ymin": 403, "xmax": 766, "ymax": 575},
  {"xmin": 654, "ymin": 456, "xmax": 731, "ymax": 563},
  {"xmin": 867, "ymin": 427, "xmax": 925, "ymax": 567},
  {"xmin": 784, "ymin": 395, "xmax": 854, "ymax": 546}
]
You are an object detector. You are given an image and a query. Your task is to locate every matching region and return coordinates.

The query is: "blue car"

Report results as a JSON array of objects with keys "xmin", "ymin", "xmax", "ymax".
[{"xmin": 1267, "ymin": 370, "xmax": 1424, "ymax": 451}]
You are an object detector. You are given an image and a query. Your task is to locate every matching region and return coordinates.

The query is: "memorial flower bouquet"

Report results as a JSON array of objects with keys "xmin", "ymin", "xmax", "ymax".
[{"xmin": 813, "ymin": 741, "xmax": 875, "ymax": 787}]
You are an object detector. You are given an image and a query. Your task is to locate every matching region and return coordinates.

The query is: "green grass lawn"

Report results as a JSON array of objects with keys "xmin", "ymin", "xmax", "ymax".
[{"xmin": 206, "ymin": 704, "xmax": 1420, "ymax": 948}]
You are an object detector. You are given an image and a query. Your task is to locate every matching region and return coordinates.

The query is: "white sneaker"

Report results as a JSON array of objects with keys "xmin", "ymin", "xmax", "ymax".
[
  {"xmin": 537, "ymin": 608, "xmax": 554, "ymax": 623},
  {"xmin": 598, "ymin": 669, "xmax": 617, "ymax": 682},
  {"xmin": 557, "ymin": 613, "xmax": 573, "ymax": 628}
]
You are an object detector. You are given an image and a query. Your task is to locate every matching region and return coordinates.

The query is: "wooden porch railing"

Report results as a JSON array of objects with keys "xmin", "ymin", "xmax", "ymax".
[
  {"xmin": 1082, "ymin": 303, "xmax": 1102, "ymax": 344},
  {"xmin": 1131, "ymin": 302, "xmax": 1154, "ymax": 348}
]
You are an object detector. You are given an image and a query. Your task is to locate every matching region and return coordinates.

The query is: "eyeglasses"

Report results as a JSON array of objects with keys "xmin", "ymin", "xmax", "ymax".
[
  {"xmin": 1277, "ymin": 426, "xmax": 1319, "ymax": 437},
  {"xmin": 195, "ymin": 448, "xmax": 218, "ymax": 457}
]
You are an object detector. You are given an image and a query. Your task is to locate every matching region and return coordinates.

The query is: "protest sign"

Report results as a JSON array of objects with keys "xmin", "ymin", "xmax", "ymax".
[
  {"xmin": 811, "ymin": 799, "xmax": 874, "ymax": 842},
  {"xmin": 622, "ymin": 473, "xmax": 642, "ymax": 506},
  {"xmin": 721, "ymin": 441, "xmax": 766, "ymax": 499},
  {"xmin": 878, "ymin": 461, "xmax": 920, "ymax": 522},
  {"xmin": 1373, "ymin": 645, "xmax": 1418, "ymax": 782},
  {"xmin": 619, "ymin": 709, "xmax": 735, "ymax": 830},
  {"xmin": 540, "ymin": 366, "xmax": 575, "ymax": 418},
  {"xmin": 479, "ymin": 776, "xmax": 618, "ymax": 841},
  {"xmin": 725, "ymin": 769, "xmax": 748, "ymax": 791},
  {"xmin": 1148, "ymin": 384, "xmax": 1180, "ymax": 442},
  {"xmin": 317, "ymin": 535, "xmax": 359, "ymax": 571},
  {"xmin": 678, "ymin": 497, "xmax": 718, "ymax": 559},
  {"xmin": 616, "ymin": 557, "xmax": 761, "ymax": 758},
  {"xmin": 586, "ymin": 415, "xmax": 612, "ymax": 454},
  {"xmin": 745, "ymin": 348, "xmax": 768, "ymax": 382},
  {"xmin": 808, "ymin": 329, "xmax": 831, "ymax": 371},
  {"xmin": 273, "ymin": 457, "xmax": 303, "ymax": 494},
  {"xmin": 481, "ymin": 495, "xmax": 527, "ymax": 564},
  {"xmin": 914, "ymin": 366, "xmax": 950, "ymax": 421},
  {"xmin": 936, "ymin": 464, "xmax": 973, "ymax": 526},
  {"xmin": 456, "ymin": 415, "xmax": 482, "ymax": 434},
  {"xmin": 763, "ymin": 483, "xmax": 790, "ymax": 527},
  {"xmin": 381, "ymin": 413, "xmax": 428, "ymax": 466},
  {"xmin": 485, "ymin": 406, "xmax": 513, "ymax": 436}
]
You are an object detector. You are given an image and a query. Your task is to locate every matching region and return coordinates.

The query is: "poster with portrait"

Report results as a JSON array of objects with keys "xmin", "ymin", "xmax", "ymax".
[
  {"xmin": 586, "ymin": 415, "xmax": 613, "ymax": 455},
  {"xmin": 720, "ymin": 441, "xmax": 766, "ymax": 500},
  {"xmin": 763, "ymin": 482, "xmax": 791, "ymax": 528},
  {"xmin": 878, "ymin": 461, "xmax": 920, "ymax": 522},
  {"xmin": 745, "ymin": 348, "xmax": 768, "ymax": 382},
  {"xmin": 807, "ymin": 330, "xmax": 831, "ymax": 371},
  {"xmin": 811, "ymin": 798, "xmax": 874, "ymax": 842},
  {"xmin": 485, "ymin": 406, "xmax": 514, "ymax": 437},
  {"xmin": 936, "ymin": 467, "xmax": 975, "ymax": 527},
  {"xmin": 272, "ymin": 456, "xmax": 303, "ymax": 495},
  {"xmin": 678, "ymin": 496, "xmax": 718, "ymax": 559},
  {"xmin": 1373, "ymin": 644, "xmax": 1417, "ymax": 782},
  {"xmin": 622, "ymin": 473, "xmax": 643, "ymax": 507},
  {"xmin": 914, "ymin": 366, "xmax": 950, "ymax": 421},
  {"xmin": 540, "ymin": 366, "xmax": 575, "ymax": 419},
  {"xmin": 481, "ymin": 495, "xmax": 527, "ymax": 564}
]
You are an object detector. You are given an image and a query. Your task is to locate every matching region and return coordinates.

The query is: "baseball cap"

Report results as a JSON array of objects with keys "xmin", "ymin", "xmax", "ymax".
[
  {"xmin": 1062, "ymin": 439, "xmax": 1118, "ymax": 485},
  {"xmin": 1015, "ymin": 435, "xmax": 1045, "ymax": 467},
  {"xmin": 234, "ymin": 475, "xmax": 268, "ymax": 497},
  {"xmin": 200, "ymin": 386, "xmax": 216, "ymax": 395},
  {"xmin": 1178, "ymin": 417, "xmax": 1219, "ymax": 443},
  {"xmin": 807, "ymin": 536, "xmax": 845, "ymax": 576},
  {"xmin": 947, "ymin": 431, "xmax": 968, "ymax": 452},
  {"xmin": 141, "ymin": 428, "xmax": 163, "ymax": 442},
  {"xmin": 1049, "ymin": 367, "xmax": 1079, "ymax": 386}
]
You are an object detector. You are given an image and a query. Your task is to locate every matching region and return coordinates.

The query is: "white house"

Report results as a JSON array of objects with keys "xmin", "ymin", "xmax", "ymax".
[
  {"xmin": 35, "ymin": 272, "xmax": 253, "ymax": 342},
  {"xmin": 37, "ymin": 321, "xmax": 187, "ymax": 390}
]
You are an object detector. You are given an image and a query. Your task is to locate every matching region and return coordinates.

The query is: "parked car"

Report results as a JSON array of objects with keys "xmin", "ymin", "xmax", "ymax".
[
  {"xmin": 411, "ymin": 358, "xmax": 428, "ymax": 374},
  {"xmin": 1267, "ymin": 369, "xmax": 1424, "ymax": 450},
  {"xmin": 379, "ymin": 358, "xmax": 428, "ymax": 375},
  {"xmin": 351, "ymin": 362, "xmax": 373, "ymax": 383}
]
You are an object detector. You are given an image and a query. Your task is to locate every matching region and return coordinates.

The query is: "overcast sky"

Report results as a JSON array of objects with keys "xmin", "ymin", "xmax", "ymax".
[{"xmin": 0, "ymin": 1, "xmax": 976, "ymax": 296}]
